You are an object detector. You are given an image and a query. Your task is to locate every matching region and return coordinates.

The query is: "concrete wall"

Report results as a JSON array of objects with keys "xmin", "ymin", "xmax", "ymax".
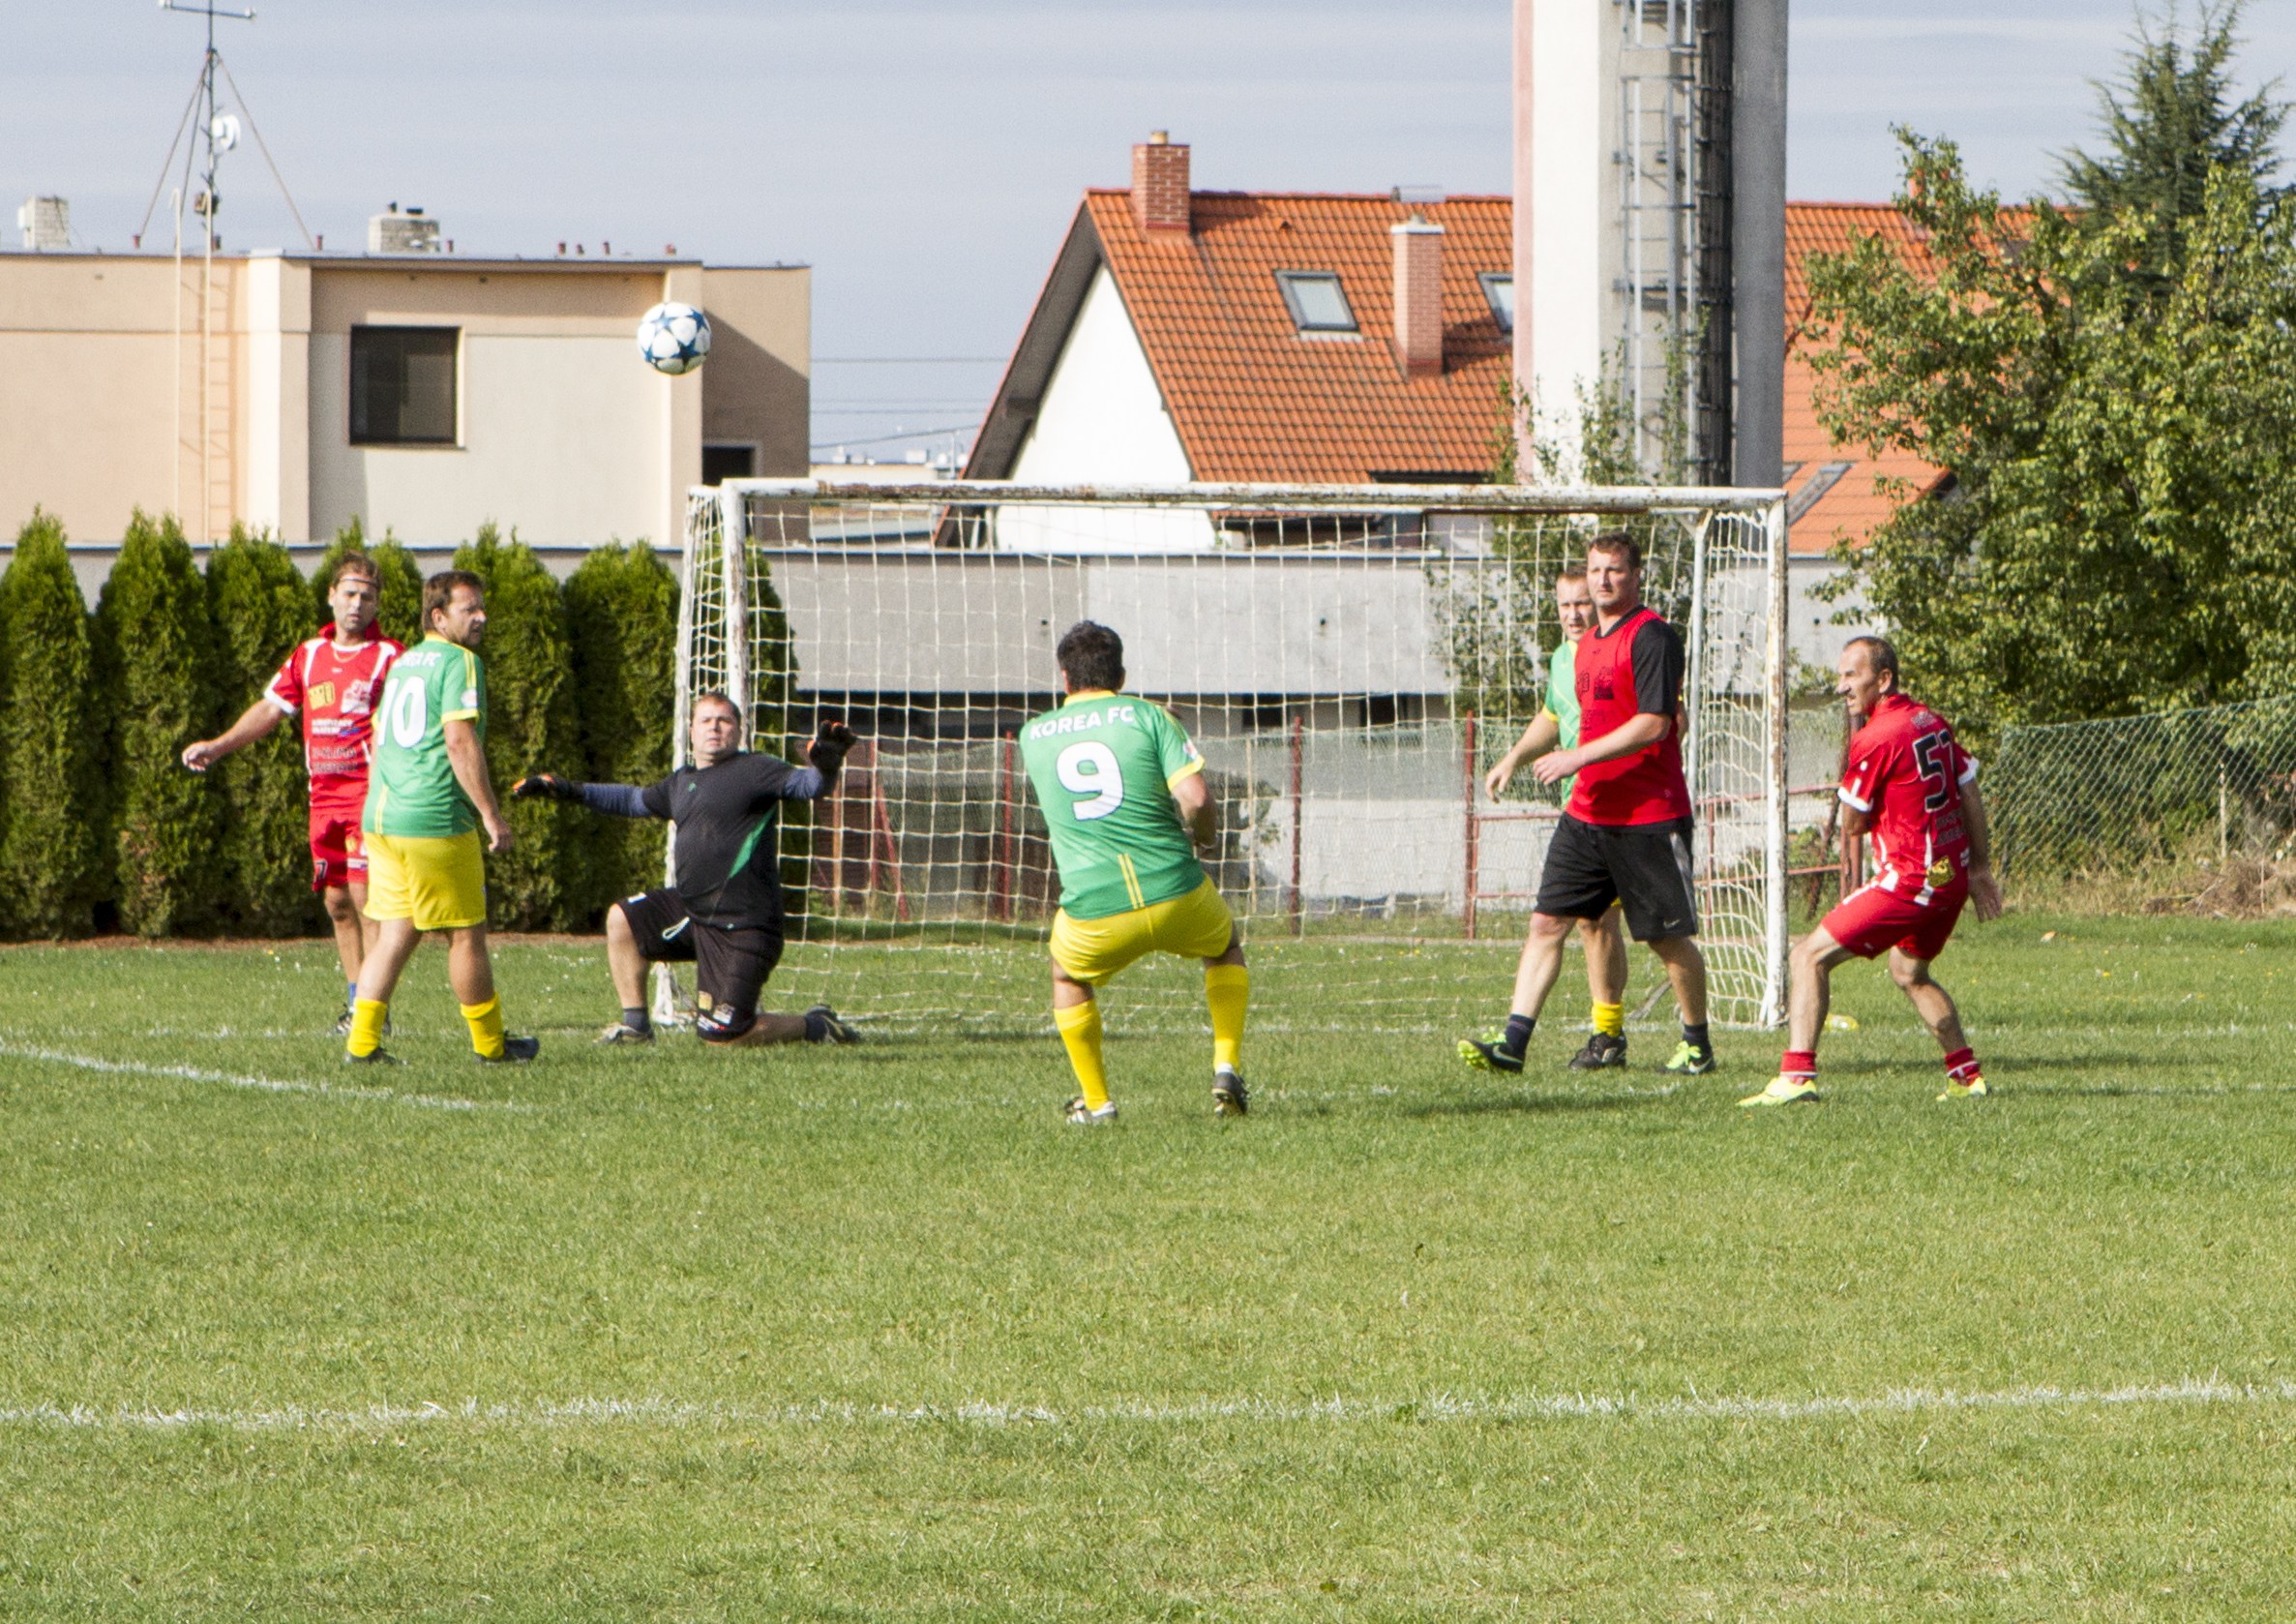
[
  {"xmin": 764, "ymin": 550, "xmax": 1457, "ymax": 696},
  {"xmin": 0, "ymin": 255, "xmax": 193, "ymax": 544},
  {"xmin": 701, "ymin": 265, "xmax": 810, "ymax": 480}
]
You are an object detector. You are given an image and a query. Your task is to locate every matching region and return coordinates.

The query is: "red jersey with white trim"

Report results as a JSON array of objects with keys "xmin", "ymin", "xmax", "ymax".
[
  {"xmin": 1839, "ymin": 692, "xmax": 1979, "ymax": 901},
  {"xmin": 263, "ymin": 628, "xmax": 403, "ymax": 780}
]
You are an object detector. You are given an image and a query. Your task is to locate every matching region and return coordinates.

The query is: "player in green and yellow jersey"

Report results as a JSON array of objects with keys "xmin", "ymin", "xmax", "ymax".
[
  {"xmin": 1481, "ymin": 564, "xmax": 1631, "ymax": 1068},
  {"xmin": 345, "ymin": 569, "xmax": 538, "ymax": 1066},
  {"xmin": 1019, "ymin": 621, "xmax": 1248, "ymax": 1126}
]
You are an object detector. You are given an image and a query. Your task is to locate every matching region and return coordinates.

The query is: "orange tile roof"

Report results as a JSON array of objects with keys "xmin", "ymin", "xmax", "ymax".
[
  {"xmin": 1084, "ymin": 190, "xmax": 1512, "ymax": 483},
  {"xmin": 1782, "ymin": 202, "xmax": 1951, "ymax": 556},
  {"xmin": 975, "ymin": 189, "xmax": 1951, "ymax": 553}
]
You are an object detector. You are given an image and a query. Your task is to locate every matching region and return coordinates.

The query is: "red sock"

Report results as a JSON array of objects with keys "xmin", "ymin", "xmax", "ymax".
[
  {"xmin": 1943, "ymin": 1046, "xmax": 1981, "ymax": 1083},
  {"xmin": 1780, "ymin": 1049, "xmax": 1817, "ymax": 1079}
]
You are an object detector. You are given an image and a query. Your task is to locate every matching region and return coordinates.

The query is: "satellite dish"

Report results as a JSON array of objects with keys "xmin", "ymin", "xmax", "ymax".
[{"xmin": 210, "ymin": 113, "xmax": 242, "ymax": 152}]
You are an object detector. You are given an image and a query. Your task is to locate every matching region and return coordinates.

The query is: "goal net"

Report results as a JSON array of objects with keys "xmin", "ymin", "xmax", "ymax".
[{"xmin": 664, "ymin": 478, "xmax": 1790, "ymax": 1036}]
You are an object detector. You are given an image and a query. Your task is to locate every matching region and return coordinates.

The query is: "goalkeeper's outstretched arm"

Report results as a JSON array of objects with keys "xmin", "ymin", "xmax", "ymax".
[{"xmin": 511, "ymin": 775, "xmax": 659, "ymax": 817}]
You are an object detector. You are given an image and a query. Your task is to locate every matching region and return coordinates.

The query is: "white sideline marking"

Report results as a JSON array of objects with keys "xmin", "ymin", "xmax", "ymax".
[
  {"xmin": 0, "ymin": 1040, "xmax": 531, "ymax": 1115},
  {"xmin": 7, "ymin": 1378, "xmax": 2292, "ymax": 1435}
]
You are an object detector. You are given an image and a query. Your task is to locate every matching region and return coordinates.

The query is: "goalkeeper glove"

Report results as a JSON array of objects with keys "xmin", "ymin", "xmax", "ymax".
[
  {"xmin": 808, "ymin": 719, "xmax": 857, "ymax": 774},
  {"xmin": 510, "ymin": 772, "xmax": 581, "ymax": 802}
]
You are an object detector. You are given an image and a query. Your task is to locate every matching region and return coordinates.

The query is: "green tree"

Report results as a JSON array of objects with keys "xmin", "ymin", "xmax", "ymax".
[
  {"xmin": 563, "ymin": 541, "xmax": 678, "ymax": 917},
  {"xmin": 452, "ymin": 524, "xmax": 582, "ymax": 929},
  {"xmin": 0, "ymin": 512, "xmax": 104, "ymax": 936},
  {"xmin": 95, "ymin": 509, "xmax": 226, "ymax": 935},
  {"xmin": 311, "ymin": 519, "xmax": 425, "ymax": 647},
  {"xmin": 2061, "ymin": 0, "xmax": 2287, "ymax": 286},
  {"xmin": 206, "ymin": 524, "xmax": 318, "ymax": 936},
  {"xmin": 1804, "ymin": 10, "xmax": 2296, "ymax": 741}
]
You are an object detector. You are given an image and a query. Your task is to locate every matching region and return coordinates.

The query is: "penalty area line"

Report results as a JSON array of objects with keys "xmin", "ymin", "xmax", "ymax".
[
  {"xmin": 8, "ymin": 1377, "xmax": 2295, "ymax": 1435},
  {"xmin": 0, "ymin": 1040, "xmax": 532, "ymax": 1115}
]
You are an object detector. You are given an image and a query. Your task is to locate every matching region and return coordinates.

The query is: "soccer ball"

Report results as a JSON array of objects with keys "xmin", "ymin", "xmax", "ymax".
[{"xmin": 637, "ymin": 302, "xmax": 711, "ymax": 375}]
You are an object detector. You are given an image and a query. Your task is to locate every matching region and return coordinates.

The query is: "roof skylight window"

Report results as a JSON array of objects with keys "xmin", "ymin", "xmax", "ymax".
[
  {"xmin": 1275, "ymin": 271, "xmax": 1357, "ymax": 335},
  {"xmin": 1479, "ymin": 272, "xmax": 1514, "ymax": 334}
]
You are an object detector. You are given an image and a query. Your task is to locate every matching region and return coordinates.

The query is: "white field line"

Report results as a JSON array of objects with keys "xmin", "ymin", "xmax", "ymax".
[
  {"xmin": 0, "ymin": 1040, "xmax": 532, "ymax": 1115},
  {"xmin": 7, "ymin": 1377, "xmax": 2295, "ymax": 1435}
]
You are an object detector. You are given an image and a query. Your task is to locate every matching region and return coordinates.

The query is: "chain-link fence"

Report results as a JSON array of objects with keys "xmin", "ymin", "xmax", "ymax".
[{"xmin": 1990, "ymin": 698, "xmax": 2296, "ymax": 909}]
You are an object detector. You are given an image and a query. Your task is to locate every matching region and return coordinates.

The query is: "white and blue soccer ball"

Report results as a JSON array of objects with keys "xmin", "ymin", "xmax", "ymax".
[{"xmin": 637, "ymin": 301, "xmax": 711, "ymax": 375}]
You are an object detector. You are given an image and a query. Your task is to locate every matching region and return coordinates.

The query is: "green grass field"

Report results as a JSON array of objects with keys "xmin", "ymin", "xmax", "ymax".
[{"xmin": 5, "ymin": 914, "xmax": 2296, "ymax": 1620}]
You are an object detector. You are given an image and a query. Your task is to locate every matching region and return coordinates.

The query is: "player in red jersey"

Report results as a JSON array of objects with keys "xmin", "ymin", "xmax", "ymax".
[
  {"xmin": 1741, "ymin": 635, "xmax": 2004, "ymax": 1107},
  {"xmin": 183, "ymin": 553, "xmax": 403, "ymax": 1030},
  {"xmin": 1459, "ymin": 531, "xmax": 1716, "ymax": 1079}
]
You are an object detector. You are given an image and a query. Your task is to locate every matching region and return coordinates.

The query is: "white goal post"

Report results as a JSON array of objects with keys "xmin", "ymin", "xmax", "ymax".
[{"xmin": 664, "ymin": 477, "xmax": 1792, "ymax": 1035}]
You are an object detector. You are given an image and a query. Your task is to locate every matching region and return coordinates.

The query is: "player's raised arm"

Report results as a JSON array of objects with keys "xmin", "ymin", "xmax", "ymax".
[{"xmin": 181, "ymin": 695, "xmax": 288, "ymax": 771}]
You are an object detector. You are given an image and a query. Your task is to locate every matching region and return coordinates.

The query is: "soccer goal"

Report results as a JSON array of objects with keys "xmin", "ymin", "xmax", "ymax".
[{"xmin": 664, "ymin": 477, "xmax": 1791, "ymax": 1035}]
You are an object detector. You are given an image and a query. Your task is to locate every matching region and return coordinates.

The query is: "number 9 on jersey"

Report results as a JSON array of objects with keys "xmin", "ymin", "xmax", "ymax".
[{"xmin": 1057, "ymin": 740, "xmax": 1125, "ymax": 821}]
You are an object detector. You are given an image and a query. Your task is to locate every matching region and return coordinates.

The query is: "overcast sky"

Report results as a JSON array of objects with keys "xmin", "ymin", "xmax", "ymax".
[{"xmin": 4, "ymin": 1, "xmax": 2288, "ymax": 461}]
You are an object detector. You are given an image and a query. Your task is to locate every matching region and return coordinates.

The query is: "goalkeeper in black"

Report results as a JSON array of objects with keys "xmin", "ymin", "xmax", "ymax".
[{"xmin": 514, "ymin": 691, "xmax": 859, "ymax": 1046}]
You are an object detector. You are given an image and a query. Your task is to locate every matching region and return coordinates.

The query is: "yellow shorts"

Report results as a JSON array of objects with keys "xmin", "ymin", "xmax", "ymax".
[
  {"xmin": 363, "ymin": 829, "xmax": 488, "ymax": 931},
  {"xmin": 1050, "ymin": 878, "xmax": 1236, "ymax": 986}
]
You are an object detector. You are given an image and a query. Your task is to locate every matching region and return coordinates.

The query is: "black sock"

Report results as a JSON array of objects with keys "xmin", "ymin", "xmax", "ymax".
[
  {"xmin": 622, "ymin": 1007, "xmax": 651, "ymax": 1035},
  {"xmin": 1683, "ymin": 1022, "xmax": 1711, "ymax": 1052},
  {"xmin": 1501, "ymin": 1013, "xmax": 1535, "ymax": 1057},
  {"xmin": 804, "ymin": 1008, "xmax": 829, "ymax": 1043}
]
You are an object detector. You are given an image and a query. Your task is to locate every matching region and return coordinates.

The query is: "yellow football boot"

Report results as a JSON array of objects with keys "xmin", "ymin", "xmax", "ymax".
[{"xmin": 1739, "ymin": 1075, "xmax": 1821, "ymax": 1108}]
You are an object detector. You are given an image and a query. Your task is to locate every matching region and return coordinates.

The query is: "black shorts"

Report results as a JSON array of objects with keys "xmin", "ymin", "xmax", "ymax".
[
  {"xmin": 1534, "ymin": 815, "xmax": 1700, "ymax": 942},
  {"xmin": 614, "ymin": 887, "xmax": 783, "ymax": 1040}
]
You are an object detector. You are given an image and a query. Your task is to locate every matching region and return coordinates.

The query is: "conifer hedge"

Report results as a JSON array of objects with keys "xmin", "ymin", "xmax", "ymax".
[
  {"xmin": 453, "ymin": 524, "xmax": 583, "ymax": 930},
  {"xmin": 97, "ymin": 510, "xmax": 225, "ymax": 936},
  {"xmin": 564, "ymin": 541, "xmax": 677, "ymax": 916},
  {"xmin": 207, "ymin": 525, "xmax": 320, "ymax": 936},
  {"xmin": 0, "ymin": 512, "xmax": 104, "ymax": 936},
  {"xmin": 0, "ymin": 511, "xmax": 682, "ymax": 939}
]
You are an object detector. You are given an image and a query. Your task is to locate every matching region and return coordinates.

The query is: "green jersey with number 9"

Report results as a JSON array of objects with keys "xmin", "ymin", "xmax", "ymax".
[
  {"xmin": 1020, "ymin": 690, "xmax": 1207, "ymax": 919},
  {"xmin": 363, "ymin": 634, "xmax": 489, "ymax": 838}
]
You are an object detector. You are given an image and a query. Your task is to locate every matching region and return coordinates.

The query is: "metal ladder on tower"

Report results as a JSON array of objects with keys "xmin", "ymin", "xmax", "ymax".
[
  {"xmin": 200, "ymin": 254, "xmax": 235, "ymax": 545},
  {"xmin": 1614, "ymin": 0, "xmax": 1700, "ymax": 476}
]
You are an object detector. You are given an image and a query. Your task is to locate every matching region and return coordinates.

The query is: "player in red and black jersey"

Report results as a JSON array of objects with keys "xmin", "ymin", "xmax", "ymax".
[
  {"xmin": 1460, "ymin": 531, "xmax": 1717, "ymax": 1078},
  {"xmin": 1740, "ymin": 636, "xmax": 2004, "ymax": 1107},
  {"xmin": 183, "ymin": 553, "xmax": 403, "ymax": 1030}
]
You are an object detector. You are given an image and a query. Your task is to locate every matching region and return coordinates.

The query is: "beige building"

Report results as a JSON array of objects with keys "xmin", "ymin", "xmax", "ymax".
[{"xmin": 0, "ymin": 248, "xmax": 807, "ymax": 555}]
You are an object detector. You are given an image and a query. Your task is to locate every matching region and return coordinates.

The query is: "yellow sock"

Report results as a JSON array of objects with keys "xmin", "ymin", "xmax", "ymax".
[
  {"xmin": 461, "ymin": 996, "xmax": 506, "ymax": 1060},
  {"xmin": 346, "ymin": 998, "xmax": 389, "ymax": 1058},
  {"xmin": 1055, "ymin": 1000, "xmax": 1108, "ymax": 1109},
  {"xmin": 1592, "ymin": 1001, "xmax": 1624, "ymax": 1038},
  {"xmin": 1206, "ymin": 963, "xmax": 1249, "ymax": 1072}
]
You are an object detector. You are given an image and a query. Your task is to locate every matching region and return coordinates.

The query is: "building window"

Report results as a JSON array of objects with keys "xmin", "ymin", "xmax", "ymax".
[
  {"xmin": 1478, "ymin": 272, "xmax": 1514, "ymax": 334},
  {"xmin": 702, "ymin": 443, "xmax": 759, "ymax": 486},
  {"xmin": 1274, "ymin": 271, "xmax": 1357, "ymax": 334},
  {"xmin": 349, "ymin": 326, "xmax": 459, "ymax": 445}
]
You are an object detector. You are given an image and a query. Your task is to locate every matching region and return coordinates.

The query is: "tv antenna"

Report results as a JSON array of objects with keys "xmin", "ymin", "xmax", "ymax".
[
  {"xmin": 135, "ymin": 1, "xmax": 314, "ymax": 255},
  {"xmin": 135, "ymin": 0, "xmax": 315, "ymax": 547}
]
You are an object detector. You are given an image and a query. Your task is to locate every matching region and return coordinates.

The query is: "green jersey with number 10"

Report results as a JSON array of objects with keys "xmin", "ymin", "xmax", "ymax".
[
  {"xmin": 1020, "ymin": 690, "xmax": 1207, "ymax": 920},
  {"xmin": 364, "ymin": 635, "xmax": 489, "ymax": 839}
]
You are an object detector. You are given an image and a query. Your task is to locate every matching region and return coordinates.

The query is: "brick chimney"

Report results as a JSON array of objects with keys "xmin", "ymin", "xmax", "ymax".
[
  {"xmin": 1131, "ymin": 131, "xmax": 1191, "ymax": 237},
  {"xmin": 1390, "ymin": 213, "xmax": 1445, "ymax": 377}
]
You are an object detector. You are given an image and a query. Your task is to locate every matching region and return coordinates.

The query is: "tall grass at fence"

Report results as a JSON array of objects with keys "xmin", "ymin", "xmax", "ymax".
[{"xmin": 1991, "ymin": 698, "xmax": 2296, "ymax": 916}]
